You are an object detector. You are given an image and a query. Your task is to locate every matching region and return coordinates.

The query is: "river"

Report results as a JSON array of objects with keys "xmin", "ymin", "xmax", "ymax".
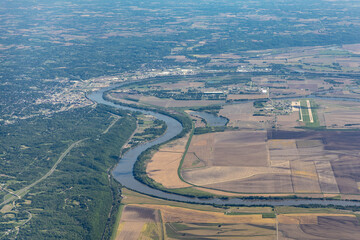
[{"xmin": 87, "ymin": 83, "xmax": 360, "ymax": 207}]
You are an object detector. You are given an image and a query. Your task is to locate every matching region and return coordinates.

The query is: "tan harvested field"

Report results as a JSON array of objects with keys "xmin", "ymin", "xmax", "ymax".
[
  {"xmin": 146, "ymin": 134, "xmax": 191, "ymax": 188},
  {"xmin": 290, "ymin": 160, "xmax": 321, "ymax": 193},
  {"xmin": 118, "ymin": 189, "xmax": 360, "ymax": 239},
  {"xmin": 147, "ymin": 151, "xmax": 190, "ymax": 188},
  {"xmin": 227, "ymin": 94, "xmax": 267, "ymax": 100},
  {"xmin": 182, "ymin": 152, "xmax": 206, "ymax": 169},
  {"xmin": 115, "ymin": 205, "xmax": 161, "ymax": 240},
  {"xmin": 204, "ymin": 174, "xmax": 294, "ymax": 193},
  {"xmin": 180, "ymin": 129, "xmax": 360, "ymax": 195},
  {"xmin": 123, "ymin": 204, "xmax": 275, "ymax": 239},
  {"xmin": 219, "ymin": 103, "xmax": 273, "ymax": 129},
  {"xmin": 166, "ymin": 222, "xmax": 275, "ymax": 240},
  {"xmin": 183, "ymin": 166, "xmax": 290, "ymax": 186},
  {"xmin": 182, "ymin": 131, "xmax": 295, "ymax": 193},
  {"xmin": 139, "ymin": 96, "xmax": 225, "ymax": 108},
  {"xmin": 278, "ymin": 214, "xmax": 360, "ymax": 240},
  {"xmin": 276, "ymin": 112, "xmax": 300, "ymax": 129},
  {"xmin": 314, "ymin": 161, "xmax": 340, "ymax": 193},
  {"xmin": 137, "ymin": 204, "xmax": 274, "ymax": 224},
  {"xmin": 151, "ymin": 80, "xmax": 204, "ymax": 90},
  {"xmin": 318, "ymin": 100, "xmax": 360, "ymax": 128},
  {"xmin": 184, "ymin": 131, "xmax": 268, "ymax": 168}
]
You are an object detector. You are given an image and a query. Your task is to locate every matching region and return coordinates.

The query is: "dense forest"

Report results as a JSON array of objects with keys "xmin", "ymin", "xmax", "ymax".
[{"xmin": 0, "ymin": 105, "xmax": 136, "ymax": 239}]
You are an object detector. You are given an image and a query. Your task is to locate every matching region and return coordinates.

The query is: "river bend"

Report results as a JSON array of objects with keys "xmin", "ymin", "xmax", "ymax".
[{"xmin": 87, "ymin": 83, "xmax": 360, "ymax": 207}]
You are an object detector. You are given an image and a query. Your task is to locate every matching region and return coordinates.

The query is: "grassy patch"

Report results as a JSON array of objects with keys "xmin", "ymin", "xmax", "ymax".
[{"xmin": 299, "ymin": 99, "xmax": 321, "ymax": 128}]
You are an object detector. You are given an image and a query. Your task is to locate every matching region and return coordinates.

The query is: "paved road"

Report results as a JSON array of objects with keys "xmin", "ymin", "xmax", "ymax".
[{"xmin": 0, "ymin": 139, "xmax": 87, "ymax": 207}]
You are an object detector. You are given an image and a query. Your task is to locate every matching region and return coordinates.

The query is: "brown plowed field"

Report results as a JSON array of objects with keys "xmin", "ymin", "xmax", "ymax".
[
  {"xmin": 205, "ymin": 173, "xmax": 294, "ymax": 193},
  {"xmin": 116, "ymin": 205, "xmax": 160, "ymax": 240},
  {"xmin": 181, "ymin": 130, "xmax": 360, "ymax": 195},
  {"xmin": 279, "ymin": 215, "xmax": 360, "ymax": 240}
]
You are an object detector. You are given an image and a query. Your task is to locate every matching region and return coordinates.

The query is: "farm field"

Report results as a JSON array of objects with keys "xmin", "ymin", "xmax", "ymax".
[
  {"xmin": 317, "ymin": 100, "xmax": 360, "ymax": 129},
  {"xmin": 114, "ymin": 205, "xmax": 162, "ymax": 240},
  {"xmin": 179, "ymin": 129, "xmax": 360, "ymax": 196},
  {"xmin": 109, "ymin": 92, "xmax": 225, "ymax": 108},
  {"xmin": 116, "ymin": 188, "xmax": 360, "ymax": 240},
  {"xmin": 146, "ymin": 134, "xmax": 191, "ymax": 189},
  {"xmin": 219, "ymin": 103, "xmax": 274, "ymax": 129},
  {"xmin": 278, "ymin": 214, "xmax": 360, "ymax": 240}
]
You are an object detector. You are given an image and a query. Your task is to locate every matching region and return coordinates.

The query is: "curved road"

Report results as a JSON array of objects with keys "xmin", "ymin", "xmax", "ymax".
[{"xmin": 88, "ymin": 83, "xmax": 360, "ymax": 207}]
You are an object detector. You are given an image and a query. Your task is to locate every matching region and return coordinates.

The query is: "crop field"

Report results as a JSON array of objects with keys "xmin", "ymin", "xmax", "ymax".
[
  {"xmin": 117, "ymin": 189, "xmax": 360, "ymax": 239},
  {"xmin": 109, "ymin": 93, "xmax": 225, "ymax": 108},
  {"xmin": 180, "ymin": 129, "xmax": 360, "ymax": 195},
  {"xmin": 165, "ymin": 222, "xmax": 275, "ymax": 240},
  {"xmin": 269, "ymin": 130, "xmax": 360, "ymax": 195},
  {"xmin": 219, "ymin": 103, "xmax": 273, "ymax": 129},
  {"xmin": 182, "ymin": 131, "xmax": 294, "ymax": 193},
  {"xmin": 115, "ymin": 205, "xmax": 162, "ymax": 240},
  {"xmin": 317, "ymin": 100, "xmax": 360, "ymax": 129},
  {"xmin": 278, "ymin": 214, "xmax": 360, "ymax": 240},
  {"xmin": 146, "ymin": 134, "xmax": 191, "ymax": 189},
  {"xmin": 227, "ymin": 93, "xmax": 267, "ymax": 100},
  {"xmin": 276, "ymin": 112, "xmax": 300, "ymax": 129},
  {"xmin": 121, "ymin": 204, "xmax": 275, "ymax": 240},
  {"xmin": 117, "ymin": 190, "xmax": 360, "ymax": 240},
  {"xmin": 139, "ymin": 96, "xmax": 225, "ymax": 108},
  {"xmin": 151, "ymin": 81, "xmax": 204, "ymax": 90}
]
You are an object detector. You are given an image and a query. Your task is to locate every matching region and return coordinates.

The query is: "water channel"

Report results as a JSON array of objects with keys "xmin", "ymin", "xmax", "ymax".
[
  {"xmin": 188, "ymin": 111, "xmax": 228, "ymax": 127},
  {"xmin": 87, "ymin": 83, "xmax": 360, "ymax": 207}
]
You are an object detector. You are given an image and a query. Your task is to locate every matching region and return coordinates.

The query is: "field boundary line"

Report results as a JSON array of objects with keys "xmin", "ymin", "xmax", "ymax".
[{"xmin": 177, "ymin": 125, "xmax": 195, "ymax": 185}]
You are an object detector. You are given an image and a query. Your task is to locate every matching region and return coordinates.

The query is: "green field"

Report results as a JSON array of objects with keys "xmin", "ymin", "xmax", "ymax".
[{"xmin": 299, "ymin": 99, "xmax": 321, "ymax": 128}]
